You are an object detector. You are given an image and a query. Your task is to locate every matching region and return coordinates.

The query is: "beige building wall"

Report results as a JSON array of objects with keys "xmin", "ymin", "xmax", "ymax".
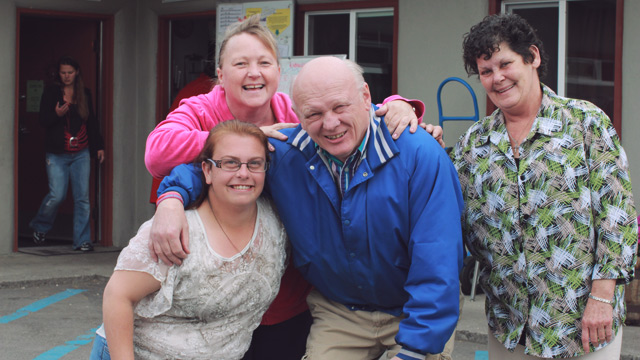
[
  {"xmin": 398, "ymin": 0, "xmax": 488, "ymax": 145},
  {"xmin": 623, "ymin": 0, "xmax": 640, "ymax": 212},
  {"xmin": 0, "ymin": 1, "xmax": 16, "ymax": 254},
  {"xmin": 110, "ymin": 0, "xmax": 157, "ymax": 248}
]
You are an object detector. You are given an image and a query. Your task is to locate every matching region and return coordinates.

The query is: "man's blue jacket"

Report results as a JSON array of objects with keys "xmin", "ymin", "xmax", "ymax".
[{"xmin": 160, "ymin": 108, "xmax": 465, "ymax": 357}]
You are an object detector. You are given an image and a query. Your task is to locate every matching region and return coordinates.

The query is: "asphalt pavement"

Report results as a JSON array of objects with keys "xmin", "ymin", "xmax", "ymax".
[{"xmin": 0, "ymin": 247, "xmax": 638, "ymax": 360}]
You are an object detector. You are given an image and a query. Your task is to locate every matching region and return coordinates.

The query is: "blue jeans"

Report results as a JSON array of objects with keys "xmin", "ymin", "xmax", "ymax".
[
  {"xmin": 90, "ymin": 333, "xmax": 111, "ymax": 360},
  {"xmin": 29, "ymin": 148, "xmax": 91, "ymax": 249}
]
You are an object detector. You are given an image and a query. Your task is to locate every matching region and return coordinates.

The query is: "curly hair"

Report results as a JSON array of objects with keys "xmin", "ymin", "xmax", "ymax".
[{"xmin": 462, "ymin": 13, "xmax": 548, "ymax": 79}]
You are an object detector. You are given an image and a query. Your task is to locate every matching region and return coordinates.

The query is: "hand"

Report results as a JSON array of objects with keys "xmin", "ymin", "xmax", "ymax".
[
  {"xmin": 581, "ymin": 279, "xmax": 616, "ymax": 353},
  {"xmin": 260, "ymin": 123, "xmax": 298, "ymax": 151},
  {"xmin": 148, "ymin": 198, "xmax": 190, "ymax": 265},
  {"xmin": 581, "ymin": 298, "xmax": 613, "ymax": 352},
  {"xmin": 97, "ymin": 150, "xmax": 105, "ymax": 164},
  {"xmin": 376, "ymin": 100, "xmax": 418, "ymax": 139},
  {"xmin": 55, "ymin": 101, "xmax": 69, "ymax": 117},
  {"xmin": 420, "ymin": 123, "xmax": 445, "ymax": 148}
]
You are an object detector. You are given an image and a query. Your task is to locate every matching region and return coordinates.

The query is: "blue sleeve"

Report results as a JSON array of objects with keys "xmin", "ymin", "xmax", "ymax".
[
  {"xmin": 157, "ymin": 163, "xmax": 204, "ymax": 207},
  {"xmin": 397, "ymin": 135, "xmax": 464, "ymax": 357}
]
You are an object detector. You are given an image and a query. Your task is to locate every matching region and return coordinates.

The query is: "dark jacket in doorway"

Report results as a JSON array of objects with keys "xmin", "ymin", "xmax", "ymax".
[{"xmin": 38, "ymin": 84, "xmax": 104, "ymax": 156}]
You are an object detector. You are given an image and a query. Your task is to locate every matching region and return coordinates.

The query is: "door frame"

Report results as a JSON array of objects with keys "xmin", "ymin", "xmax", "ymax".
[
  {"xmin": 156, "ymin": 10, "xmax": 216, "ymax": 125},
  {"xmin": 14, "ymin": 8, "xmax": 114, "ymax": 251},
  {"xmin": 487, "ymin": 0, "xmax": 623, "ymax": 136}
]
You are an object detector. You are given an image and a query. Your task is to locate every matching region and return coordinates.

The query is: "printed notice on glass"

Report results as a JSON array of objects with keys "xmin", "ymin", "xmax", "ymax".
[
  {"xmin": 216, "ymin": 1, "xmax": 294, "ymax": 68},
  {"xmin": 218, "ymin": 4, "xmax": 244, "ymax": 31},
  {"xmin": 26, "ymin": 80, "xmax": 44, "ymax": 113}
]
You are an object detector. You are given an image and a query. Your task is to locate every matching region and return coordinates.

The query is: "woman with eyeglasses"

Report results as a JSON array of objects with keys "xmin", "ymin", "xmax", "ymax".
[{"xmin": 90, "ymin": 121, "xmax": 287, "ymax": 360}]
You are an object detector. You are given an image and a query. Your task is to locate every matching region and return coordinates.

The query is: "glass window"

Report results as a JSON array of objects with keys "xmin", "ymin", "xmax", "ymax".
[
  {"xmin": 505, "ymin": 0, "xmax": 617, "ymax": 119},
  {"xmin": 307, "ymin": 13, "xmax": 349, "ymax": 56},
  {"xmin": 566, "ymin": 0, "xmax": 616, "ymax": 119},
  {"xmin": 356, "ymin": 12, "xmax": 393, "ymax": 104},
  {"xmin": 305, "ymin": 9, "xmax": 393, "ymax": 103},
  {"xmin": 510, "ymin": 6, "xmax": 559, "ymax": 92}
]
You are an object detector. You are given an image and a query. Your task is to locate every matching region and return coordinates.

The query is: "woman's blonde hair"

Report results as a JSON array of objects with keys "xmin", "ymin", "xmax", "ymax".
[{"xmin": 217, "ymin": 14, "xmax": 279, "ymax": 68}]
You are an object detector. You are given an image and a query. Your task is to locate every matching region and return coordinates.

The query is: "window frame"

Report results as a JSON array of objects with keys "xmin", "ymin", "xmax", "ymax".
[
  {"xmin": 302, "ymin": 8, "xmax": 394, "ymax": 59},
  {"xmin": 489, "ymin": 0, "xmax": 623, "ymax": 135},
  {"xmin": 295, "ymin": 0, "xmax": 399, "ymax": 94}
]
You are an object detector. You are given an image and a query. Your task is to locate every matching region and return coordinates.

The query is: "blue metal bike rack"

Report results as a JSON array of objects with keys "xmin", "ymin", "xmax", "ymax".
[
  {"xmin": 436, "ymin": 77, "xmax": 479, "ymax": 142},
  {"xmin": 437, "ymin": 77, "xmax": 482, "ymax": 300}
]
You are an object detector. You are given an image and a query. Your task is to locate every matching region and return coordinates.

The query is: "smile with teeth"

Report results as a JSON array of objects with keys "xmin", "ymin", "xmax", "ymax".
[
  {"xmin": 230, "ymin": 185, "xmax": 253, "ymax": 190},
  {"xmin": 496, "ymin": 84, "xmax": 515, "ymax": 93},
  {"xmin": 326, "ymin": 131, "xmax": 346, "ymax": 140},
  {"xmin": 243, "ymin": 84, "xmax": 264, "ymax": 90}
]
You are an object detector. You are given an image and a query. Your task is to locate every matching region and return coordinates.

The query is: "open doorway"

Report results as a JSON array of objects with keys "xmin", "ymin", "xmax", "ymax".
[
  {"xmin": 168, "ymin": 16, "xmax": 217, "ymax": 110},
  {"xmin": 150, "ymin": 11, "xmax": 216, "ymax": 202},
  {"xmin": 157, "ymin": 11, "xmax": 217, "ymax": 122},
  {"xmin": 15, "ymin": 9, "xmax": 113, "ymax": 251}
]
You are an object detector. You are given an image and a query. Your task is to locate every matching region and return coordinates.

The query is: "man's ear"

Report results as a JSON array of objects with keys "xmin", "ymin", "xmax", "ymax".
[
  {"xmin": 362, "ymin": 82, "xmax": 371, "ymax": 108},
  {"xmin": 297, "ymin": 111, "xmax": 308, "ymax": 131},
  {"xmin": 291, "ymin": 95, "xmax": 306, "ymax": 131}
]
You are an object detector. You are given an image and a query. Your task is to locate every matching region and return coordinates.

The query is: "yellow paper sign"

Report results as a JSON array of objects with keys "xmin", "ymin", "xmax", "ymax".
[{"xmin": 266, "ymin": 8, "xmax": 290, "ymax": 36}]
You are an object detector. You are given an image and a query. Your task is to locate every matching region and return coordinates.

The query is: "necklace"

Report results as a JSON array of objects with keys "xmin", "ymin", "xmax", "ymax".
[
  {"xmin": 507, "ymin": 132, "xmax": 521, "ymax": 158},
  {"xmin": 506, "ymin": 117, "xmax": 535, "ymax": 159},
  {"xmin": 207, "ymin": 198, "xmax": 241, "ymax": 253}
]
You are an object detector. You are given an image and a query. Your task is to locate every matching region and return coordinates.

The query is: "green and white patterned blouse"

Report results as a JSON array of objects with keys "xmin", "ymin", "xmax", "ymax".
[{"xmin": 451, "ymin": 84, "xmax": 638, "ymax": 358}]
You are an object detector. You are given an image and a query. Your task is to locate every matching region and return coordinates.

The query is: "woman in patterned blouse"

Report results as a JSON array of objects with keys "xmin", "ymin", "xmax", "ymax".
[{"xmin": 451, "ymin": 13, "xmax": 637, "ymax": 359}]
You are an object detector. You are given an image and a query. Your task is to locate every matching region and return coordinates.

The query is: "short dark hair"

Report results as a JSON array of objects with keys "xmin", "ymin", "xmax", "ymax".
[{"xmin": 462, "ymin": 13, "xmax": 548, "ymax": 79}]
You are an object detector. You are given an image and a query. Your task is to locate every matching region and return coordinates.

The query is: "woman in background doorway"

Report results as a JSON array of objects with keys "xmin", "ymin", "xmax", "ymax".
[{"xmin": 30, "ymin": 56, "xmax": 105, "ymax": 252}]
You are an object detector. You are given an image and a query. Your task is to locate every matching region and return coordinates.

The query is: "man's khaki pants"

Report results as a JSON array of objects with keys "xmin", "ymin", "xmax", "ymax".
[{"xmin": 302, "ymin": 289, "xmax": 458, "ymax": 360}]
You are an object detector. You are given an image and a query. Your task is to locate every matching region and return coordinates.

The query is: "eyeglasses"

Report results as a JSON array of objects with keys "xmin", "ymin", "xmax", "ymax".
[{"xmin": 207, "ymin": 158, "xmax": 269, "ymax": 173}]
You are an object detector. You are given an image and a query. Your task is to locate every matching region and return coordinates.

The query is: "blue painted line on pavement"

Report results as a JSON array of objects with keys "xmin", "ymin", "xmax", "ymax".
[
  {"xmin": 33, "ymin": 327, "xmax": 98, "ymax": 360},
  {"xmin": 475, "ymin": 350, "xmax": 489, "ymax": 360},
  {"xmin": 0, "ymin": 289, "xmax": 86, "ymax": 324}
]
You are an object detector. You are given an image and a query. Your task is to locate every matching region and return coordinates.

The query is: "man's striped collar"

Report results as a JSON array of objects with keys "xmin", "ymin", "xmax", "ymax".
[{"xmin": 288, "ymin": 105, "xmax": 397, "ymax": 169}]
